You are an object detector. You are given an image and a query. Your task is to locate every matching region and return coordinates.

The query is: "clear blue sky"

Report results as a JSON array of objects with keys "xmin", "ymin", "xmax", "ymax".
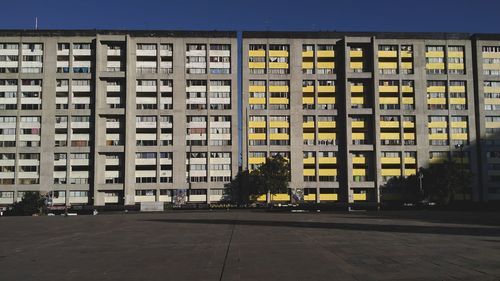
[{"xmin": 2, "ymin": 0, "xmax": 500, "ymax": 33}]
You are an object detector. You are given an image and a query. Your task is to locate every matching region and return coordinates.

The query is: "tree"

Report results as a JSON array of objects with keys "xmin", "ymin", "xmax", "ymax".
[
  {"xmin": 6, "ymin": 192, "xmax": 46, "ymax": 216},
  {"xmin": 381, "ymin": 175, "xmax": 421, "ymax": 204},
  {"xmin": 223, "ymin": 156, "xmax": 291, "ymax": 204},
  {"xmin": 422, "ymin": 159, "xmax": 472, "ymax": 205},
  {"xmin": 223, "ymin": 169, "xmax": 257, "ymax": 205},
  {"xmin": 251, "ymin": 155, "xmax": 290, "ymax": 202},
  {"xmin": 381, "ymin": 159, "xmax": 472, "ymax": 206}
]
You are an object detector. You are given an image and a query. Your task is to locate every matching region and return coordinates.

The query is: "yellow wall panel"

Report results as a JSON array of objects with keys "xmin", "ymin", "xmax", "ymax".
[
  {"xmin": 302, "ymin": 50, "xmax": 314, "ymax": 57},
  {"xmin": 351, "ymin": 121, "xmax": 365, "ymax": 128},
  {"xmin": 381, "ymin": 169, "xmax": 402, "ymax": 176},
  {"xmin": 317, "ymin": 62, "xmax": 335, "ymax": 69},
  {"xmin": 350, "ymin": 50, "xmax": 363, "ymax": 57},
  {"xmin": 353, "ymin": 193, "xmax": 367, "ymax": 201},
  {"xmin": 317, "ymin": 133, "xmax": 336, "ymax": 140},
  {"xmin": 249, "ymin": 50, "xmax": 265, "ymax": 57},
  {"xmin": 400, "ymin": 51, "xmax": 413, "ymax": 58},
  {"xmin": 269, "ymin": 97, "xmax": 289, "ymax": 105},
  {"xmin": 249, "ymin": 133, "xmax": 266, "ymax": 140},
  {"xmin": 303, "ymin": 169, "xmax": 316, "ymax": 176},
  {"xmin": 320, "ymin": 194, "xmax": 337, "ymax": 201},
  {"xmin": 271, "ymin": 193, "xmax": 290, "ymax": 201},
  {"xmin": 302, "ymin": 62, "xmax": 314, "ymax": 69},
  {"xmin": 302, "ymin": 121, "xmax": 315, "ymax": 128},
  {"xmin": 402, "ymin": 97, "xmax": 414, "ymax": 104},
  {"xmin": 303, "ymin": 133, "xmax": 315, "ymax": 140},
  {"xmin": 318, "ymin": 85, "xmax": 336, "ymax": 93},
  {"xmin": 352, "ymin": 157, "xmax": 366, "ymax": 164},
  {"xmin": 270, "ymin": 121, "xmax": 289, "ymax": 128},
  {"xmin": 249, "ymin": 157, "xmax": 266, "ymax": 164},
  {"xmin": 318, "ymin": 121, "xmax": 336, "ymax": 128},
  {"xmin": 429, "ymin": 133, "xmax": 448, "ymax": 140},
  {"xmin": 428, "ymin": 121, "xmax": 447, "ymax": 128},
  {"xmin": 401, "ymin": 62, "xmax": 413, "ymax": 69},
  {"xmin": 426, "ymin": 63, "xmax": 445, "ymax": 70},
  {"xmin": 404, "ymin": 157, "xmax": 416, "ymax": 164},
  {"xmin": 353, "ymin": 169, "xmax": 366, "ymax": 176},
  {"xmin": 403, "ymin": 133, "xmax": 415, "ymax": 140},
  {"xmin": 269, "ymin": 133, "xmax": 289, "ymax": 140},
  {"xmin": 302, "ymin": 85, "xmax": 314, "ymax": 93},
  {"xmin": 426, "ymin": 51, "xmax": 444, "ymax": 58},
  {"xmin": 302, "ymin": 97, "xmax": 314, "ymax": 104},
  {"xmin": 451, "ymin": 121, "xmax": 468, "ymax": 128},
  {"xmin": 249, "ymin": 97, "xmax": 266, "ymax": 104},
  {"xmin": 317, "ymin": 97, "xmax": 336, "ymax": 104},
  {"xmin": 317, "ymin": 50, "xmax": 335, "ymax": 57},
  {"xmin": 405, "ymin": 169, "xmax": 417, "ymax": 176},
  {"xmin": 249, "ymin": 85, "xmax": 266, "ymax": 92},
  {"xmin": 249, "ymin": 121, "xmax": 266, "ymax": 128},
  {"xmin": 303, "ymin": 157, "xmax": 315, "ymax": 164},
  {"xmin": 379, "ymin": 62, "xmax": 398, "ymax": 69},
  {"xmin": 427, "ymin": 97, "xmax": 447, "ymax": 105},
  {"xmin": 318, "ymin": 169, "xmax": 337, "ymax": 176},
  {"xmin": 304, "ymin": 194, "xmax": 316, "ymax": 201},
  {"xmin": 319, "ymin": 157, "xmax": 337, "ymax": 164},
  {"xmin": 350, "ymin": 61, "xmax": 364, "ymax": 69},
  {"xmin": 351, "ymin": 132, "xmax": 365, "ymax": 140},
  {"xmin": 351, "ymin": 85, "xmax": 364, "ymax": 93},
  {"xmin": 381, "ymin": 157, "xmax": 401, "ymax": 164},
  {"xmin": 379, "ymin": 85, "xmax": 399, "ymax": 93},
  {"xmin": 448, "ymin": 51, "xmax": 464, "ymax": 58},
  {"xmin": 448, "ymin": 63, "xmax": 464, "ymax": 70},
  {"xmin": 483, "ymin": 52, "xmax": 500, "ymax": 59},
  {"xmin": 268, "ymin": 62, "xmax": 289, "ymax": 69},
  {"xmin": 378, "ymin": 50, "xmax": 397, "ymax": 58},
  {"xmin": 249, "ymin": 62, "xmax": 266, "ymax": 69},
  {"xmin": 380, "ymin": 121, "xmax": 400, "ymax": 128},
  {"xmin": 269, "ymin": 50, "xmax": 289, "ymax": 57},
  {"xmin": 403, "ymin": 121, "xmax": 415, "ymax": 128},
  {"xmin": 380, "ymin": 132, "xmax": 400, "ymax": 140},
  {"xmin": 269, "ymin": 85, "xmax": 289, "ymax": 92}
]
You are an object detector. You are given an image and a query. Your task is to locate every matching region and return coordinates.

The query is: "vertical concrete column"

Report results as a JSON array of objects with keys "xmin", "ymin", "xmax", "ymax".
[
  {"xmin": 172, "ymin": 38, "xmax": 187, "ymax": 191},
  {"xmin": 371, "ymin": 37, "xmax": 382, "ymax": 204},
  {"xmin": 124, "ymin": 35, "xmax": 137, "ymax": 205},
  {"xmin": 290, "ymin": 40, "xmax": 304, "ymax": 192},
  {"xmin": 40, "ymin": 37, "xmax": 57, "ymax": 195},
  {"xmin": 413, "ymin": 41, "xmax": 429, "ymax": 171}
]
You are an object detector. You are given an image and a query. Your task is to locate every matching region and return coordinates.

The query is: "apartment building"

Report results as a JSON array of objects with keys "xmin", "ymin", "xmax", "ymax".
[
  {"xmin": 0, "ymin": 30, "xmax": 499, "ymax": 208},
  {"xmin": 242, "ymin": 31, "xmax": 500, "ymax": 204},
  {"xmin": 0, "ymin": 30, "xmax": 238, "ymax": 207},
  {"xmin": 472, "ymin": 34, "xmax": 500, "ymax": 201}
]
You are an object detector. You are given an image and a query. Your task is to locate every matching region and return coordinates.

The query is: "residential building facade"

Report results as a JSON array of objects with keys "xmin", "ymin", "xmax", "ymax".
[
  {"xmin": 0, "ymin": 30, "xmax": 499, "ymax": 208},
  {"xmin": 0, "ymin": 30, "xmax": 238, "ymax": 207},
  {"xmin": 242, "ymin": 31, "xmax": 500, "ymax": 204}
]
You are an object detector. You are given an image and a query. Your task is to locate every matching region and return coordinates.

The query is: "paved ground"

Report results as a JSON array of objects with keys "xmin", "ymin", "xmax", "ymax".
[{"xmin": 0, "ymin": 210, "xmax": 499, "ymax": 281}]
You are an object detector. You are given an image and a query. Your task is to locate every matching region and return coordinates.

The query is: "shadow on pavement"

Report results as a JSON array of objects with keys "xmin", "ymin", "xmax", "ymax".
[
  {"xmin": 144, "ymin": 218, "xmax": 500, "ymax": 237},
  {"xmin": 346, "ymin": 210, "xmax": 500, "ymax": 227}
]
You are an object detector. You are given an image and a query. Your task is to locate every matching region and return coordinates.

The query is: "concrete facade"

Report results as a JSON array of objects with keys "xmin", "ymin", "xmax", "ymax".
[
  {"xmin": 242, "ymin": 31, "xmax": 500, "ymax": 204},
  {"xmin": 0, "ymin": 30, "xmax": 238, "ymax": 207},
  {"xmin": 0, "ymin": 30, "xmax": 499, "ymax": 207}
]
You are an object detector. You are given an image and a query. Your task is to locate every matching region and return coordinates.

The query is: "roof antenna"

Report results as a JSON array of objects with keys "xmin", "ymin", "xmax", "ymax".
[{"xmin": 35, "ymin": 17, "xmax": 38, "ymax": 30}]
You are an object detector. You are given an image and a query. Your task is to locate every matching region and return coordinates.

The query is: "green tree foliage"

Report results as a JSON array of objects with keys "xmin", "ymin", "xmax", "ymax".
[
  {"xmin": 251, "ymin": 155, "xmax": 290, "ymax": 197},
  {"xmin": 6, "ymin": 192, "xmax": 46, "ymax": 216},
  {"xmin": 223, "ymin": 170, "xmax": 256, "ymax": 205},
  {"xmin": 381, "ymin": 175, "xmax": 422, "ymax": 204},
  {"xmin": 381, "ymin": 159, "xmax": 472, "ymax": 206},
  {"xmin": 422, "ymin": 160, "xmax": 472, "ymax": 205},
  {"xmin": 224, "ymin": 155, "xmax": 291, "ymax": 204}
]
